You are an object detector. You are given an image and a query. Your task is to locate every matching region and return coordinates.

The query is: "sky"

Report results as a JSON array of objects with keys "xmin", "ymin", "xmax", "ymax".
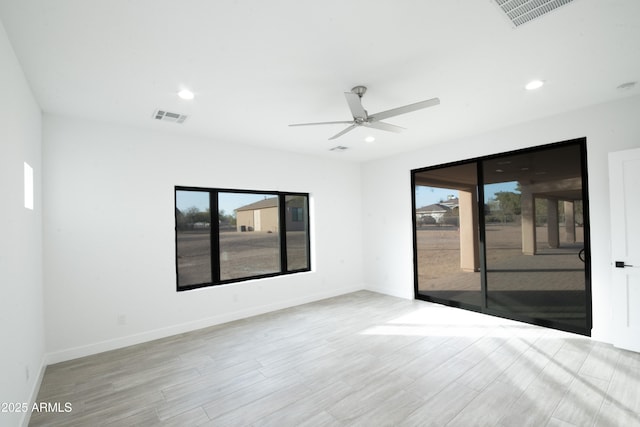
[
  {"xmin": 176, "ymin": 190, "xmax": 276, "ymax": 216},
  {"xmin": 414, "ymin": 181, "xmax": 518, "ymax": 208},
  {"xmin": 177, "ymin": 181, "xmax": 520, "ymax": 214}
]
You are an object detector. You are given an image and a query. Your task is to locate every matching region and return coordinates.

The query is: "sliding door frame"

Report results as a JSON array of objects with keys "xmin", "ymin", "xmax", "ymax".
[{"xmin": 411, "ymin": 138, "xmax": 592, "ymax": 336}]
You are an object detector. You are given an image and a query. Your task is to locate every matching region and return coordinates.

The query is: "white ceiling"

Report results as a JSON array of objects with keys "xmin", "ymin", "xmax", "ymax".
[{"xmin": 1, "ymin": 0, "xmax": 639, "ymax": 162}]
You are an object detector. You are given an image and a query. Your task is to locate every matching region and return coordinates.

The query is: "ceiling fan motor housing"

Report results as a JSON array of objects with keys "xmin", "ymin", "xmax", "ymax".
[{"xmin": 351, "ymin": 86, "xmax": 367, "ymax": 98}]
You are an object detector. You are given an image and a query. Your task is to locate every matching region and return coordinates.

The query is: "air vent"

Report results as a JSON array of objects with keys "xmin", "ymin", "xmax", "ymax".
[
  {"xmin": 330, "ymin": 146, "xmax": 349, "ymax": 152},
  {"xmin": 153, "ymin": 109, "xmax": 188, "ymax": 124},
  {"xmin": 494, "ymin": 0, "xmax": 576, "ymax": 27}
]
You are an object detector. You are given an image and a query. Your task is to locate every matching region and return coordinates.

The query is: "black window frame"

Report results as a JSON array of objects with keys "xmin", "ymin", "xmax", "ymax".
[{"xmin": 175, "ymin": 186, "xmax": 311, "ymax": 291}]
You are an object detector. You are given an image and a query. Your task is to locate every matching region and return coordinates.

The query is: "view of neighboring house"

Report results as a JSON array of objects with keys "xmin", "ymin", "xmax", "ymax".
[
  {"xmin": 416, "ymin": 203, "xmax": 450, "ymax": 223},
  {"xmin": 235, "ymin": 197, "xmax": 279, "ymax": 232},
  {"xmin": 235, "ymin": 196, "xmax": 307, "ymax": 233},
  {"xmin": 440, "ymin": 196, "xmax": 459, "ymax": 209},
  {"xmin": 416, "ymin": 195, "xmax": 459, "ymax": 224},
  {"xmin": 284, "ymin": 196, "xmax": 307, "ymax": 232}
]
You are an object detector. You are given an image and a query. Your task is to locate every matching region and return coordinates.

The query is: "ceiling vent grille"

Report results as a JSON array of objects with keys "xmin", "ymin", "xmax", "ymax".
[
  {"xmin": 153, "ymin": 109, "xmax": 188, "ymax": 124},
  {"xmin": 494, "ymin": 0, "xmax": 576, "ymax": 27}
]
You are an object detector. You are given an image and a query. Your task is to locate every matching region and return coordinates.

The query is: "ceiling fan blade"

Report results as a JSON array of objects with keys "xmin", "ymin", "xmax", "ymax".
[
  {"xmin": 369, "ymin": 97, "xmax": 440, "ymax": 122},
  {"xmin": 289, "ymin": 120, "xmax": 354, "ymax": 127},
  {"xmin": 344, "ymin": 92, "xmax": 367, "ymax": 120},
  {"xmin": 329, "ymin": 124, "xmax": 357, "ymax": 140},
  {"xmin": 364, "ymin": 121, "xmax": 405, "ymax": 133}
]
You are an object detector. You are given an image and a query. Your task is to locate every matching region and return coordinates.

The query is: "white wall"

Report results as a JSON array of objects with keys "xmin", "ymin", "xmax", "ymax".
[
  {"xmin": 362, "ymin": 95, "xmax": 640, "ymax": 343},
  {"xmin": 42, "ymin": 115, "xmax": 364, "ymax": 362},
  {"xmin": 40, "ymin": 95, "xmax": 640, "ymax": 363},
  {"xmin": 0, "ymin": 18, "xmax": 44, "ymax": 427}
]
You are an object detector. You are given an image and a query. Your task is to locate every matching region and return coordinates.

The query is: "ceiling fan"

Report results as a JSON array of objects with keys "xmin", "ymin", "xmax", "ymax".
[{"xmin": 289, "ymin": 86, "xmax": 440, "ymax": 140}]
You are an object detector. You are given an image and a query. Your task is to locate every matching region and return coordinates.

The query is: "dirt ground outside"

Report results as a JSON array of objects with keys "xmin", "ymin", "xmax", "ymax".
[
  {"xmin": 416, "ymin": 223, "xmax": 586, "ymax": 292},
  {"xmin": 177, "ymin": 230, "xmax": 308, "ymax": 286}
]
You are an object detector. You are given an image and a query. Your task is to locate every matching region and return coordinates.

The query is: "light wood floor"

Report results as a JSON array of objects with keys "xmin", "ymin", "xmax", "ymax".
[{"xmin": 30, "ymin": 291, "xmax": 640, "ymax": 426}]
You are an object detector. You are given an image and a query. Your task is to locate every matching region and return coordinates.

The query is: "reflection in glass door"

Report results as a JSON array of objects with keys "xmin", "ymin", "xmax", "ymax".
[
  {"xmin": 482, "ymin": 144, "xmax": 588, "ymax": 332},
  {"xmin": 412, "ymin": 139, "xmax": 591, "ymax": 335},
  {"xmin": 413, "ymin": 163, "xmax": 481, "ymax": 309}
]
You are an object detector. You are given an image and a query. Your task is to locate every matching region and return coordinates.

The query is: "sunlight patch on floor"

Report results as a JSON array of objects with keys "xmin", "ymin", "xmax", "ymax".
[{"xmin": 360, "ymin": 302, "xmax": 589, "ymax": 340}]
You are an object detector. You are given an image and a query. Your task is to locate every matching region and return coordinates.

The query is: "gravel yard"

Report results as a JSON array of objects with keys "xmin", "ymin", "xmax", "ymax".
[
  {"xmin": 177, "ymin": 230, "xmax": 308, "ymax": 286},
  {"xmin": 416, "ymin": 223, "xmax": 585, "ymax": 292}
]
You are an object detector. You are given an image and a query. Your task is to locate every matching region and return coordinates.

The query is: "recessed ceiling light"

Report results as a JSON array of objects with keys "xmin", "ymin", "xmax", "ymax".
[
  {"xmin": 178, "ymin": 89, "xmax": 195, "ymax": 100},
  {"xmin": 525, "ymin": 80, "xmax": 544, "ymax": 91},
  {"xmin": 365, "ymin": 136, "xmax": 375, "ymax": 143}
]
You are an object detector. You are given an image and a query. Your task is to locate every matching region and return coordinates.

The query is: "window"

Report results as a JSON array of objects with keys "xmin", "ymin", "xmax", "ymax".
[
  {"xmin": 219, "ymin": 191, "xmax": 281, "ymax": 281},
  {"xmin": 175, "ymin": 187, "xmax": 310, "ymax": 290},
  {"xmin": 24, "ymin": 162, "xmax": 34, "ymax": 210},
  {"xmin": 285, "ymin": 195, "xmax": 310, "ymax": 271}
]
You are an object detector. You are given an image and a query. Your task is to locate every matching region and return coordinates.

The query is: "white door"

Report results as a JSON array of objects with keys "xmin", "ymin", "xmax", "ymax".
[{"xmin": 609, "ymin": 148, "xmax": 640, "ymax": 352}]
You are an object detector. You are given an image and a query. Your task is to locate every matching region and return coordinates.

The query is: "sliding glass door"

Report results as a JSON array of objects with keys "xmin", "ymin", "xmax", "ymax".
[
  {"xmin": 412, "ymin": 139, "xmax": 591, "ymax": 335},
  {"xmin": 482, "ymin": 143, "xmax": 588, "ymax": 331},
  {"xmin": 413, "ymin": 162, "xmax": 481, "ymax": 310}
]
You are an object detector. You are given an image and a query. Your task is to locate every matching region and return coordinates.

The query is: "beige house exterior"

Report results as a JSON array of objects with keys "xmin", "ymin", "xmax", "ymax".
[
  {"xmin": 235, "ymin": 197, "xmax": 280, "ymax": 233},
  {"xmin": 235, "ymin": 196, "xmax": 307, "ymax": 233}
]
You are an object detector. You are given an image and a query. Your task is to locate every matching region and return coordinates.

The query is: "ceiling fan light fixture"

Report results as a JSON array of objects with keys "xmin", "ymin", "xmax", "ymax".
[{"xmin": 525, "ymin": 80, "xmax": 544, "ymax": 91}]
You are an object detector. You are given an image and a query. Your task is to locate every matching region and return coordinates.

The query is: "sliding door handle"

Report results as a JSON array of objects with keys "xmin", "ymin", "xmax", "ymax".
[{"xmin": 616, "ymin": 261, "xmax": 634, "ymax": 268}]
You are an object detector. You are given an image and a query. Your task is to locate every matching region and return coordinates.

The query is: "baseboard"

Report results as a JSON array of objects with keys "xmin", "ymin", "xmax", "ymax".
[
  {"xmin": 45, "ymin": 284, "xmax": 363, "ymax": 365},
  {"xmin": 20, "ymin": 354, "xmax": 47, "ymax": 427},
  {"xmin": 364, "ymin": 282, "xmax": 413, "ymax": 299}
]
